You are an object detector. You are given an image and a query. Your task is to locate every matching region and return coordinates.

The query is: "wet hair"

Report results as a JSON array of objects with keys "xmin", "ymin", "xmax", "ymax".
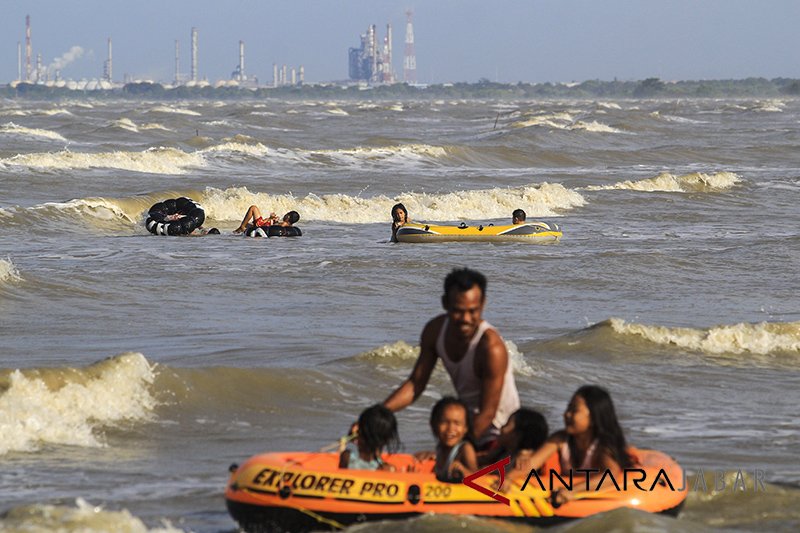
[
  {"xmin": 429, "ymin": 396, "xmax": 472, "ymax": 439},
  {"xmin": 284, "ymin": 211, "xmax": 300, "ymax": 224},
  {"xmin": 391, "ymin": 203, "xmax": 408, "ymax": 223},
  {"xmin": 512, "ymin": 209, "xmax": 526, "ymax": 222},
  {"xmin": 570, "ymin": 385, "xmax": 632, "ymax": 469},
  {"xmin": 358, "ymin": 404, "xmax": 401, "ymax": 455},
  {"xmin": 443, "ymin": 268, "xmax": 487, "ymax": 301},
  {"xmin": 511, "ymin": 408, "xmax": 549, "ymax": 451}
]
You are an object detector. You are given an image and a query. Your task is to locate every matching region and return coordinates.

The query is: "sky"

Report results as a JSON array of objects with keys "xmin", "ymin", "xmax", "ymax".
[{"xmin": 2, "ymin": 0, "xmax": 799, "ymax": 85}]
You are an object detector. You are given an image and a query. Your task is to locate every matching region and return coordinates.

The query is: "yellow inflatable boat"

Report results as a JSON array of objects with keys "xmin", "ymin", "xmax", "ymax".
[
  {"xmin": 395, "ymin": 221, "xmax": 561, "ymax": 243},
  {"xmin": 225, "ymin": 448, "xmax": 686, "ymax": 532}
]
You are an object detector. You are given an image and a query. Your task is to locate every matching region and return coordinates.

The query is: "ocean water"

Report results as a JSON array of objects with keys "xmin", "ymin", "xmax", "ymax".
[{"xmin": 0, "ymin": 96, "xmax": 798, "ymax": 532}]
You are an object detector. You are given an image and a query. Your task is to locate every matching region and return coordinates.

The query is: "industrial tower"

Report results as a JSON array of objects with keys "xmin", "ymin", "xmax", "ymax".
[
  {"xmin": 190, "ymin": 27, "xmax": 198, "ymax": 82},
  {"xmin": 25, "ymin": 15, "xmax": 32, "ymax": 82},
  {"xmin": 103, "ymin": 38, "xmax": 112, "ymax": 82},
  {"xmin": 404, "ymin": 10, "xmax": 416, "ymax": 84}
]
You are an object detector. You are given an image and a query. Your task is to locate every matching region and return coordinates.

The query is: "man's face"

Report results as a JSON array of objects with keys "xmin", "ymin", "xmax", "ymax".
[{"xmin": 443, "ymin": 285, "xmax": 485, "ymax": 339}]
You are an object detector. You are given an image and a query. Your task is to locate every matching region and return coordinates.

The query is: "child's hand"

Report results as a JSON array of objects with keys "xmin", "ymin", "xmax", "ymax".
[{"xmin": 413, "ymin": 451, "xmax": 434, "ymax": 462}]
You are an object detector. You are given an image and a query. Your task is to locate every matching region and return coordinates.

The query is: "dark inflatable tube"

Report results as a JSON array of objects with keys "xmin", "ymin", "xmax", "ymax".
[
  {"xmin": 244, "ymin": 226, "xmax": 302, "ymax": 238},
  {"xmin": 145, "ymin": 197, "xmax": 206, "ymax": 236}
]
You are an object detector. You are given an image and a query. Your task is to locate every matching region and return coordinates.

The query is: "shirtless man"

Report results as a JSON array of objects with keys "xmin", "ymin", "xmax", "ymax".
[{"xmin": 383, "ymin": 268, "xmax": 520, "ymax": 448}]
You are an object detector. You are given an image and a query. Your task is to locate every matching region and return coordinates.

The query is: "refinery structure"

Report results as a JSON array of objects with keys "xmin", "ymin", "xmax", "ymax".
[
  {"xmin": 348, "ymin": 10, "xmax": 416, "ymax": 85},
  {"xmin": 9, "ymin": 12, "xmax": 418, "ymax": 90}
]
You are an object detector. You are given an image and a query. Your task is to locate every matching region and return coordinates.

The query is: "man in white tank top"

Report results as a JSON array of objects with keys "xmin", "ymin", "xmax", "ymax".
[{"xmin": 383, "ymin": 268, "xmax": 520, "ymax": 448}]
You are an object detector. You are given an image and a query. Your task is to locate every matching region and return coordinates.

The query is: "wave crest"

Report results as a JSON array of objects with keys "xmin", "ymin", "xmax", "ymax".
[
  {"xmin": 0, "ymin": 353, "xmax": 157, "ymax": 455},
  {"xmin": 1, "ymin": 122, "xmax": 68, "ymax": 142},
  {"xmin": 585, "ymin": 171, "xmax": 740, "ymax": 192},
  {"xmin": 1, "ymin": 147, "xmax": 204, "ymax": 175},
  {"xmin": 606, "ymin": 317, "xmax": 800, "ymax": 356}
]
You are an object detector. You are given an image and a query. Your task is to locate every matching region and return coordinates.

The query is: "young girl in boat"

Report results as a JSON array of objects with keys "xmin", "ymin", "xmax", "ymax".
[
  {"xmin": 495, "ymin": 407, "xmax": 549, "ymax": 475},
  {"xmin": 511, "ymin": 385, "xmax": 634, "ymax": 504},
  {"xmin": 429, "ymin": 397, "xmax": 478, "ymax": 482},
  {"xmin": 339, "ymin": 404, "xmax": 400, "ymax": 471}
]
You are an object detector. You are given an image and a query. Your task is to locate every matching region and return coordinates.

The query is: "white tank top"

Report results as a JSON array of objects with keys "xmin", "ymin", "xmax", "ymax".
[{"xmin": 436, "ymin": 317, "xmax": 520, "ymax": 443}]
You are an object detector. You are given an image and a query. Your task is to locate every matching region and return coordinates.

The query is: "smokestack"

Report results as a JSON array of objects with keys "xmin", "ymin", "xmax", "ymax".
[
  {"xmin": 273, "ymin": 63, "xmax": 278, "ymax": 87},
  {"xmin": 384, "ymin": 24, "xmax": 393, "ymax": 83},
  {"xmin": 191, "ymin": 27, "xmax": 198, "ymax": 82},
  {"xmin": 36, "ymin": 52, "xmax": 42, "ymax": 83},
  {"xmin": 17, "ymin": 41, "xmax": 21, "ymax": 82},
  {"xmin": 25, "ymin": 15, "xmax": 32, "ymax": 82},
  {"xmin": 404, "ymin": 10, "xmax": 417, "ymax": 84},
  {"xmin": 238, "ymin": 40, "xmax": 245, "ymax": 81},
  {"xmin": 104, "ymin": 38, "xmax": 113, "ymax": 82},
  {"xmin": 174, "ymin": 40, "xmax": 180, "ymax": 84},
  {"xmin": 291, "ymin": 67, "xmax": 296, "ymax": 86},
  {"xmin": 299, "ymin": 65, "xmax": 304, "ymax": 85},
  {"xmin": 368, "ymin": 24, "xmax": 378, "ymax": 84},
  {"xmin": 281, "ymin": 65, "xmax": 287, "ymax": 86}
]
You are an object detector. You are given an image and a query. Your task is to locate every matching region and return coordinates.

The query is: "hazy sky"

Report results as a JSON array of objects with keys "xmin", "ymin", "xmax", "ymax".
[{"xmin": 2, "ymin": 0, "xmax": 799, "ymax": 85}]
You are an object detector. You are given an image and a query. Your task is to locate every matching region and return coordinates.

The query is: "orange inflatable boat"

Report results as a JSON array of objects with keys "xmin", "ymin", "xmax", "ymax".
[{"xmin": 225, "ymin": 448, "xmax": 687, "ymax": 532}]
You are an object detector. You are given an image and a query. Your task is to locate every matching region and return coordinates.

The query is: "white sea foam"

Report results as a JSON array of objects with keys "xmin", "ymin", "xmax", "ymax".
[
  {"xmin": 570, "ymin": 120, "xmax": 623, "ymax": 133},
  {"xmin": 0, "ymin": 122, "xmax": 67, "ymax": 142},
  {"xmin": 148, "ymin": 105, "xmax": 201, "ymax": 116},
  {"xmin": 42, "ymin": 197, "xmax": 139, "ymax": 223},
  {"xmin": 0, "ymin": 353, "xmax": 156, "ymax": 455},
  {"xmin": 326, "ymin": 107, "xmax": 349, "ymax": 116},
  {"xmin": 585, "ymin": 171, "xmax": 740, "ymax": 193},
  {"xmin": 198, "ymin": 181, "xmax": 583, "ymax": 224},
  {"xmin": 112, "ymin": 117, "xmax": 140, "ymax": 132},
  {"xmin": 0, "ymin": 258, "xmax": 22, "ymax": 284},
  {"xmin": 1, "ymin": 147, "xmax": 204, "ymax": 175},
  {"xmin": 607, "ymin": 318, "xmax": 800, "ymax": 355},
  {"xmin": 1, "ymin": 498, "xmax": 184, "ymax": 533},
  {"xmin": 596, "ymin": 102, "xmax": 622, "ymax": 110},
  {"xmin": 141, "ymin": 122, "xmax": 171, "ymax": 131},
  {"xmin": 357, "ymin": 340, "xmax": 537, "ymax": 376}
]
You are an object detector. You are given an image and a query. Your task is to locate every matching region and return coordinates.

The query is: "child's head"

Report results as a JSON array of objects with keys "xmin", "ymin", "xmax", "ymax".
[
  {"xmin": 391, "ymin": 203, "xmax": 408, "ymax": 224},
  {"xmin": 429, "ymin": 396, "xmax": 471, "ymax": 448},
  {"xmin": 499, "ymin": 408, "xmax": 548, "ymax": 452},
  {"xmin": 357, "ymin": 404, "xmax": 400, "ymax": 455},
  {"xmin": 565, "ymin": 385, "xmax": 631, "ymax": 468}
]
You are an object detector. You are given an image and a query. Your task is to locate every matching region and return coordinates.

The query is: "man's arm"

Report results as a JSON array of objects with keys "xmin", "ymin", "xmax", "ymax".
[
  {"xmin": 472, "ymin": 329, "xmax": 509, "ymax": 441},
  {"xmin": 383, "ymin": 318, "xmax": 440, "ymax": 412}
]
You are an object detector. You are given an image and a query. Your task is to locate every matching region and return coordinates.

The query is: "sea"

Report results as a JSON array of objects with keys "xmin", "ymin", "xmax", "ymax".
[{"xmin": 0, "ymin": 96, "xmax": 798, "ymax": 532}]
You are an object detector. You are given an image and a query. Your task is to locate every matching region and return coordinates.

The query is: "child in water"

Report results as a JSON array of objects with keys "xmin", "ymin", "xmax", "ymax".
[
  {"xmin": 339, "ymin": 404, "xmax": 400, "ymax": 471},
  {"xmin": 429, "ymin": 397, "xmax": 478, "ymax": 482},
  {"xmin": 515, "ymin": 385, "xmax": 634, "ymax": 503}
]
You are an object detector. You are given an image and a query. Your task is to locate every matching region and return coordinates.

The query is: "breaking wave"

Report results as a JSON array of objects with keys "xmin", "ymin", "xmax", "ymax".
[
  {"xmin": 0, "ymin": 147, "xmax": 204, "ymax": 175},
  {"xmin": 585, "ymin": 171, "xmax": 741, "ymax": 192},
  {"xmin": 0, "ymin": 353, "xmax": 157, "ymax": 455},
  {"xmin": 198, "ymin": 181, "xmax": 583, "ymax": 223},
  {"xmin": 510, "ymin": 112, "xmax": 622, "ymax": 133},
  {"xmin": 604, "ymin": 318, "xmax": 800, "ymax": 356},
  {"xmin": 0, "ymin": 122, "xmax": 67, "ymax": 142},
  {"xmin": 0, "ymin": 499, "xmax": 184, "ymax": 533},
  {"xmin": 356, "ymin": 340, "xmax": 538, "ymax": 377},
  {"xmin": 147, "ymin": 105, "xmax": 201, "ymax": 116},
  {"xmin": 0, "ymin": 258, "xmax": 23, "ymax": 284}
]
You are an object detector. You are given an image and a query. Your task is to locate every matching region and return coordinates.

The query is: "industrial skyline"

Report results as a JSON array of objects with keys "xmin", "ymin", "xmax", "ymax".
[{"xmin": 2, "ymin": 1, "xmax": 800, "ymax": 86}]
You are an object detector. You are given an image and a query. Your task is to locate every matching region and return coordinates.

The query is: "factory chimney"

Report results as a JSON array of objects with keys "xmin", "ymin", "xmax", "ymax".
[
  {"xmin": 238, "ymin": 41, "xmax": 245, "ymax": 81},
  {"xmin": 299, "ymin": 65, "xmax": 304, "ymax": 85},
  {"xmin": 25, "ymin": 15, "xmax": 32, "ymax": 82},
  {"xmin": 174, "ymin": 40, "xmax": 180, "ymax": 84},
  {"xmin": 403, "ymin": 10, "xmax": 417, "ymax": 84},
  {"xmin": 190, "ymin": 27, "xmax": 198, "ymax": 82},
  {"xmin": 383, "ymin": 24, "xmax": 393, "ymax": 83},
  {"xmin": 273, "ymin": 63, "xmax": 278, "ymax": 87},
  {"xmin": 104, "ymin": 38, "xmax": 113, "ymax": 82},
  {"xmin": 17, "ymin": 42, "xmax": 21, "ymax": 82}
]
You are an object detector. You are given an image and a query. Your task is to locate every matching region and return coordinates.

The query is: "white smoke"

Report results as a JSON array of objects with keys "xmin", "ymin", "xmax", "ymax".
[{"xmin": 48, "ymin": 46, "xmax": 84, "ymax": 76}]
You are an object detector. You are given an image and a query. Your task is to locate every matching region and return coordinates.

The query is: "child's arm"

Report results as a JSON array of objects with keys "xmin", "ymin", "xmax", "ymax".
[
  {"xmin": 453, "ymin": 441, "xmax": 478, "ymax": 475},
  {"xmin": 338, "ymin": 449, "xmax": 350, "ymax": 469}
]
